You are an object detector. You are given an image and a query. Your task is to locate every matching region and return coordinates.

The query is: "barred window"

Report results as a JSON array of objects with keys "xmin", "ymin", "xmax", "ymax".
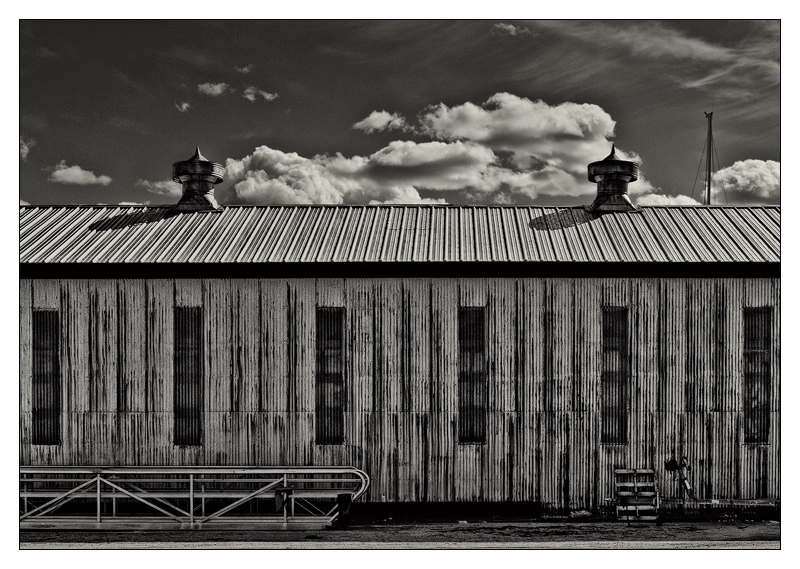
[
  {"xmin": 174, "ymin": 307, "xmax": 203, "ymax": 446},
  {"xmin": 316, "ymin": 307, "xmax": 345, "ymax": 445},
  {"xmin": 601, "ymin": 307, "xmax": 628, "ymax": 444},
  {"xmin": 458, "ymin": 307, "xmax": 486, "ymax": 444},
  {"xmin": 32, "ymin": 309, "xmax": 61, "ymax": 445},
  {"xmin": 743, "ymin": 308, "xmax": 771, "ymax": 444}
]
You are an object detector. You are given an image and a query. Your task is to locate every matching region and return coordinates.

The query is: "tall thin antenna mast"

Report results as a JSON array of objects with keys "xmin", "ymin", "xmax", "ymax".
[{"xmin": 704, "ymin": 111, "xmax": 713, "ymax": 205}]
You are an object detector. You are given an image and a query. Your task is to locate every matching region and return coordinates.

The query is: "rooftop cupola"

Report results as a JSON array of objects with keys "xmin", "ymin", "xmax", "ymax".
[
  {"xmin": 586, "ymin": 144, "xmax": 640, "ymax": 212},
  {"xmin": 172, "ymin": 147, "xmax": 224, "ymax": 211}
]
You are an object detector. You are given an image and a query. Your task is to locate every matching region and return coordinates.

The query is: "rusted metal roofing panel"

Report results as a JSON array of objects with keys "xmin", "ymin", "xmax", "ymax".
[
  {"xmin": 326, "ymin": 207, "xmax": 352, "ymax": 262},
  {"xmin": 527, "ymin": 208, "xmax": 553, "ymax": 262},
  {"xmin": 660, "ymin": 208, "xmax": 712, "ymax": 262},
  {"xmin": 558, "ymin": 208, "xmax": 585, "ymax": 261},
  {"xmin": 396, "ymin": 207, "xmax": 415, "ymax": 262},
  {"xmin": 624, "ymin": 212, "xmax": 667, "ymax": 262},
  {"xmin": 246, "ymin": 207, "xmax": 282, "ymax": 262},
  {"xmin": 501, "ymin": 208, "xmax": 523, "ymax": 262},
  {"xmin": 593, "ymin": 214, "xmax": 628, "ymax": 261},
  {"xmin": 735, "ymin": 208, "xmax": 780, "ymax": 258},
  {"xmin": 698, "ymin": 208, "xmax": 752, "ymax": 262},
  {"xmin": 415, "ymin": 207, "xmax": 432, "ymax": 262},
  {"xmin": 19, "ymin": 205, "xmax": 780, "ymax": 264},
  {"xmin": 474, "ymin": 208, "xmax": 492, "ymax": 261},
  {"xmin": 636, "ymin": 210, "xmax": 681, "ymax": 262},
  {"xmin": 617, "ymin": 212, "xmax": 654, "ymax": 262}
]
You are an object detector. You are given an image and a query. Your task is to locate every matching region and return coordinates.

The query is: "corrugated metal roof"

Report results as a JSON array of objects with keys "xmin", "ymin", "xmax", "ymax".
[{"xmin": 19, "ymin": 205, "xmax": 780, "ymax": 264}]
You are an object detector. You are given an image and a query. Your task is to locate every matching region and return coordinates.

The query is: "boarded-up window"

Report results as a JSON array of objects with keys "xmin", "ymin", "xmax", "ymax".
[
  {"xmin": 601, "ymin": 307, "xmax": 628, "ymax": 444},
  {"xmin": 458, "ymin": 307, "xmax": 486, "ymax": 444},
  {"xmin": 174, "ymin": 307, "xmax": 203, "ymax": 446},
  {"xmin": 744, "ymin": 308, "xmax": 771, "ymax": 444},
  {"xmin": 316, "ymin": 307, "xmax": 345, "ymax": 445},
  {"xmin": 32, "ymin": 309, "xmax": 61, "ymax": 445}
]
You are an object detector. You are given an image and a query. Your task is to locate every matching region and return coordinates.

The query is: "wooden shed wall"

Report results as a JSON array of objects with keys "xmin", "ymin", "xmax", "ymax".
[{"xmin": 19, "ymin": 277, "xmax": 780, "ymax": 508}]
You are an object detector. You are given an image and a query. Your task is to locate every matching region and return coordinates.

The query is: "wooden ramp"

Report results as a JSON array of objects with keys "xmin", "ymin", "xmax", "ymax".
[{"xmin": 20, "ymin": 466, "xmax": 370, "ymax": 530}]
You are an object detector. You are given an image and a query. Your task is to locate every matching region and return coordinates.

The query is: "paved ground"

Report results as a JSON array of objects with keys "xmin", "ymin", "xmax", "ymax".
[
  {"xmin": 21, "ymin": 540, "xmax": 779, "ymax": 549},
  {"xmin": 20, "ymin": 520, "xmax": 780, "ymax": 549}
]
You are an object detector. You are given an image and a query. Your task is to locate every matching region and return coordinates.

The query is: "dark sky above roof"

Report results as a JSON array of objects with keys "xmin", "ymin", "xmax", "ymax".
[{"xmin": 19, "ymin": 20, "xmax": 780, "ymax": 208}]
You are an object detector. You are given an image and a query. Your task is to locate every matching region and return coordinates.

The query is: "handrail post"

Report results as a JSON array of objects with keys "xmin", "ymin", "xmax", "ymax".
[
  {"xmin": 189, "ymin": 474, "xmax": 194, "ymax": 526},
  {"xmin": 283, "ymin": 473, "xmax": 288, "ymax": 525},
  {"xmin": 96, "ymin": 475, "xmax": 101, "ymax": 523}
]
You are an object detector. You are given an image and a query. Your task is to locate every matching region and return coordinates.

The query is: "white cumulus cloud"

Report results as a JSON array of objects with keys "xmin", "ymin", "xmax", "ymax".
[
  {"xmin": 418, "ymin": 92, "xmax": 656, "ymax": 198},
  {"xmin": 225, "ymin": 146, "xmax": 373, "ymax": 205},
  {"xmin": 712, "ymin": 159, "xmax": 780, "ymax": 205},
  {"xmin": 336, "ymin": 140, "xmax": 529, "ymax": 193},
  {"xmin": 47, "ymin": 160, "xmax": 112, "ymax": 185},
  {"xmin": 224, "ymin": 141, "xmax": 539, "ymax": 205},
  {"xmin": 353, "ymin": 110, "xmax": 408, "ymax": 134},
  {"xmin": 224, "ymin": 92, "xmax": 669, "ymax": 205},
  {"xmin": 222, "ymin": 139, "xmax": 554, "ymax": 206},
  {"xmin": 136, "ymin": 179, "xmax": 182, "ymax": 198},
  {"xmin": 198, "ymin": 82, "xmax": 230, "ymax": 96},
  {"xmin": 235, "ymin": 64, "xmax": 254, "ymax": 73},
  {"xmin": 493, "ymin": 23, "xmax": 532, "ymax": 37},
  {"xmin": 175, "ymin": 101, "xmax": 191, "ymax": 113},
  {"xmin": 243, "ymin": 86, "xmax": 278, "ymax": 102},
  {"xmin": 421, "ymin": 93, "xmax": 613, "ymax": 171},
  {"xmin": 636, "ymin": 193, "xmax": 701, "ymax": 206},
  {"xmin": 20, "ymin": 136, "xmax": 36, "ymax": 161}
]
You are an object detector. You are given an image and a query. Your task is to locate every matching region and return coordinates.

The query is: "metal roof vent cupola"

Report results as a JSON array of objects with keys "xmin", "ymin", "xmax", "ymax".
[
  {"xmin": 586, "ymin": 144, "xmax": 640, "ymax": 212},
  {"xmin": 172, "ymin": 147, "xmax": 225, "ymax": 212}
]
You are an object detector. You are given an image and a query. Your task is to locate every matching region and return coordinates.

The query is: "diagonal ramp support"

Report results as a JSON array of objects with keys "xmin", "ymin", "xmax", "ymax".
[
  {"xmin": 20, "ymin": 477, "xmax": 98, "ymax": 521},
  {"xmin": 20, "ymin": 466, "xmax": 370, "ymax": 530},
  {"xmin": 99, "ymin": 478, "xmax": 187, "ymax": 522},
  {"xmin": 198, "ymin": 479, "xmax": 282, "ymax": 524}
]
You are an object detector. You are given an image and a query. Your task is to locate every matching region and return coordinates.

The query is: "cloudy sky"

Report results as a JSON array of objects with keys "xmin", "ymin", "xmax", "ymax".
[{"xmin": 19, "ymin": 20, "xmax": 780, "ymax": 207}]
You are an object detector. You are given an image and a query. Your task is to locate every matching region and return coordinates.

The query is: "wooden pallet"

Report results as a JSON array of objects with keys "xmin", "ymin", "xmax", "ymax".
[{"xmin": 614, "ymin": 469, "xmax": 659, "ymax": 522}]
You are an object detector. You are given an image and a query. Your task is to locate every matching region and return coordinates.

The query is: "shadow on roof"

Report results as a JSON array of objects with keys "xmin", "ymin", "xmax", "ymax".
[
  {"xmin": 88, "ymin": 208, "xmax": 182, "ymax": 231},
  {"xmin": 528, "ymin": 208, "xmax": 598, "ymax": 231}
]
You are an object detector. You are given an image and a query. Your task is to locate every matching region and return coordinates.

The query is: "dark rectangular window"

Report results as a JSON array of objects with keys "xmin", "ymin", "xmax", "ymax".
[
  {"xmin": 174, "ymin": 307, "xmax": 203, "ymax": 446},
  {"xmin": 316, "ymin": 307, "xmax": 345, "ymax": 445},
  {"xmin": 458, "ymin": 307, "xmax": 486, "ymax": 444},
  {"xmin": 543, "ymin": 307, "xmax": 554, "ymax": 411},
  {"xmin": 601, "ymin": 307, "xmax": 628, "ymax": 444},
  {"xmin": 32, "ymin": 309, "xmax": 61, "ymax": 445},
  {"xmin": 744, "ymin": 308, "xmax": 771, "ymax": 444}
]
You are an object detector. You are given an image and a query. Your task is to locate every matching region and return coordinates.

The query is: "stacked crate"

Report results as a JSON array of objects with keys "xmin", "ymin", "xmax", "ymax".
[{"xmin": 615, "ymin": 469, "xmax": 659, "ymax": 521}]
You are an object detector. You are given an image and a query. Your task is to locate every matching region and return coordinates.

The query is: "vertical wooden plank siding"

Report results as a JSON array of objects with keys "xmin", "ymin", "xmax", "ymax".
[
  {"xmin": 117, "ymin": 280, "xmax": 146, "ymax": 413},
  {"xmin": 20, "ymin": 277, "xmax": 780, "ymax": 508},
  {"xmin": 20, "ymin": 281, "xmax": 33, "ymax": 465}
]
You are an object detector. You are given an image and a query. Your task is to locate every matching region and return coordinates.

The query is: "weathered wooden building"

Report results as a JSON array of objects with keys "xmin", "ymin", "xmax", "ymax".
[{"xmin": 19, "ymin": 148, "xmax": 780, "ymax": 511}]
